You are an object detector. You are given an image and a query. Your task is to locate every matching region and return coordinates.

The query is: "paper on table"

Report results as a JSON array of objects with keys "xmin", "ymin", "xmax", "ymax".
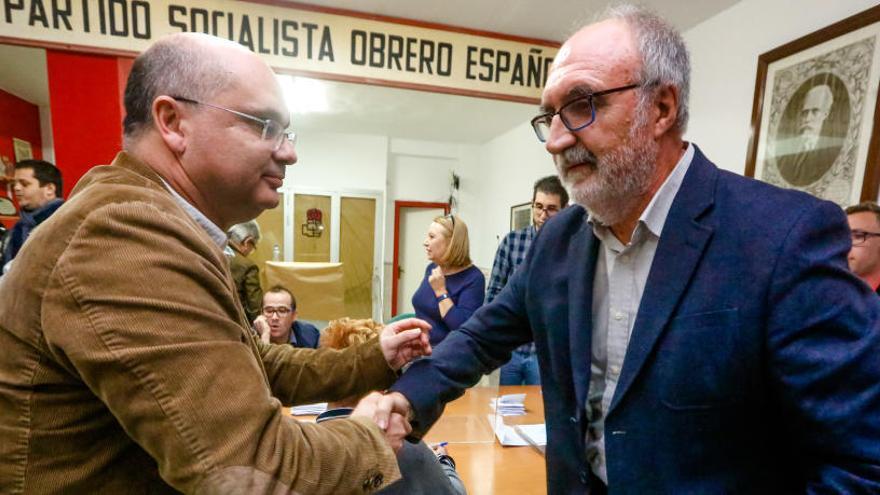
[
  {"xmin": 514, "ymin": 424, "xmax": 547, "ymax": 455},
  {"xmin": 488, "ymin": 393, "xmax": 527, "ymax": 416},
  {"xmin": 486, "ymin": 414, "xmax": 547, "ymax": 448}
]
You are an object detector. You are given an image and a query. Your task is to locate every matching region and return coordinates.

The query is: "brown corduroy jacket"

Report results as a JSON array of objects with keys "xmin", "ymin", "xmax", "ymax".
[{"xmin": 0, "ymin": 152, "xmax": 401, "ymax": 494}]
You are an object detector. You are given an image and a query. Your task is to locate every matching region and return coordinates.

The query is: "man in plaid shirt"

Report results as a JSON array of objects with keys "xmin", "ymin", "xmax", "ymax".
[{"xmin": 487, "ymin": 175, "xmax": 568, "ymax": 385}]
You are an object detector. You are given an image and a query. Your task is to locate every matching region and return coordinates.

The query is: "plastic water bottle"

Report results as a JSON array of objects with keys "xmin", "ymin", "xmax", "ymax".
[{"xmin": 272, "ymin": 244, "xmax": 281, "ymax": 261}]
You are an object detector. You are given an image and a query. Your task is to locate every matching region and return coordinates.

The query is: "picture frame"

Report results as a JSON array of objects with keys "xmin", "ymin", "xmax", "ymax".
[
  {"xmin": 510, "ymin": 201, "xmax": 532, "ymax": 231},
  {"xmin": 12, "ymin": 138, "xmax": 32, "ymax": 162},
  {"xmin": 745, "ymin": 5, "xmax": 880, "ymax": 206}
]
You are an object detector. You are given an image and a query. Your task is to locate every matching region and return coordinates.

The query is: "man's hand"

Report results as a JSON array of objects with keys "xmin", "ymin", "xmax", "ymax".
[
  {"xmin": 374, "ymin": 392, "xmax": 414, "ymax": 431},
  {"xmin": 380, "ymin": 318, "xmax": 432, "ymax": 370},
  {"xmin": 253, "ymin": 315, "xmax": 271, "ymax": 344},
  {"xmin": 352, "ymin": 392, "xmax": 411, "ymax": 453}
]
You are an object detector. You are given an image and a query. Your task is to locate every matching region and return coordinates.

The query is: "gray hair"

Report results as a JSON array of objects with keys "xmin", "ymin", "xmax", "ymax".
[
  {"xmin": 122, "ymin": 34, "xmax": 234, "ymax": 145},
  {"xmin": 595, "ymin": 4, "xmax": 691, "ymax": 133},
  {"xmin": 227, "ymin": 220, "xmax": 262, "ymax": 244}
]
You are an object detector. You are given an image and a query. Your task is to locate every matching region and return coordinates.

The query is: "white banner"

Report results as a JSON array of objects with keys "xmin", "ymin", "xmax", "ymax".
[{"xmin": 1, "ymin": 0, "xmax": 558, "ymax": 101}]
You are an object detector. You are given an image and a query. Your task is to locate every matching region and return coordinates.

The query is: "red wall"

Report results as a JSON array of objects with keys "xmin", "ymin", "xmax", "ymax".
[
  {"xmin": 0, "ymin": 88, "xmax": 43, "ymax": 228},
  {"xmin": 0, "ymin": 88, "xmax": 43, "ymax": 168},
  {"xmin": 46, "ymin": 51, "xmax": 132, "ymax": 199}
]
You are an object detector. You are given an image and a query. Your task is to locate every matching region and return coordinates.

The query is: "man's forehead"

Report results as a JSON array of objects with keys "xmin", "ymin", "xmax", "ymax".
[
  {"xmin": 541, "ymin": 20, "xmax": 638, "ymax": 106},
  {"xmin": 13, "ymin": 168, "xmax": 34, "ymax": 179},
  {"xmin": 263, "ymin": 295, "xmax": 293, "ymax": 309},
  {"xmin": 535, "ymin": 191, "xmax": 562, "ymax": 205},
  {"xmin": 850, "ymin": 211, "xmax": 880, "ymax": 229}
]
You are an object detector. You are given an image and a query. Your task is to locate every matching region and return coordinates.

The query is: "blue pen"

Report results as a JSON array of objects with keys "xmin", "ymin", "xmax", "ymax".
[{"xmin": 437, "ymin": 441, "xmax": 448, "ymax": 447}]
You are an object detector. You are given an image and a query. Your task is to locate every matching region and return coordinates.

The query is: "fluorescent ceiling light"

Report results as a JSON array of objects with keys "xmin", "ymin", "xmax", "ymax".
[{"xmin": 278, "ymin": 74, "xmax": 329, "ymax": 114}]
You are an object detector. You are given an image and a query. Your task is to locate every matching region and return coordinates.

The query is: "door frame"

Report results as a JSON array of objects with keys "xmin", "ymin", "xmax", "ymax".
[
  {"xmin": 391, "ymin": 200, "xmax": 449, "ymax": 316},
  {"xmin": 286, "ymin": 186, "xmax": 384, "ymax": 320}
]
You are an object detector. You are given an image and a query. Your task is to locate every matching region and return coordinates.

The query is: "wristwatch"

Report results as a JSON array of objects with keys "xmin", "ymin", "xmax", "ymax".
[{"xmin": 436, "ymin": 293, "xmax": 450, "ymax": 302}]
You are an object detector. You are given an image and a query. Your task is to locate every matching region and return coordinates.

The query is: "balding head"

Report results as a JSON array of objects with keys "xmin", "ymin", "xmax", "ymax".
[
  {"xmin": 121, "ymin": 32, "xmax": 296, "ymax": 230},
  {"xmin": 123, "ymin": 33, "xmax": 257, "ymax": 145}
]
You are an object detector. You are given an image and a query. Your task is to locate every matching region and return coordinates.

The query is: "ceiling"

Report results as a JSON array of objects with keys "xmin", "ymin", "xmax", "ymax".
[
  {"xmin": 0, "ymin": 0, "xmax": 741, "ymax": 144},
  {"xmin": 288, "ymin": 0, "xmax": 741, "ymax": 42}
]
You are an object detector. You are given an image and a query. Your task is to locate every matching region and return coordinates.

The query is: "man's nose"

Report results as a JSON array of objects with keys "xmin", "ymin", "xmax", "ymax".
[
  {"xmin": 544, "ymin": 115, "xmax": 577, "ymax": 155},
  {"xmin": 274, "ymin": 139, "xmax": 297, "ymax": 166}
]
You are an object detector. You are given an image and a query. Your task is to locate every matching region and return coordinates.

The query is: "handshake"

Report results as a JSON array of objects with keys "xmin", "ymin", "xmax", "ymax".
[
  {"xmin": 355, "ymin": 317, "xmax": 432, "ymax": 453},
  {"xmin": 351, "ymin": 391, "xmax": 415, "ymax": 453}
]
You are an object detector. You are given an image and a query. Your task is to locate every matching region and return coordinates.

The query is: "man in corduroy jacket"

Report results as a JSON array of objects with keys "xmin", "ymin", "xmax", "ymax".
[{"xmin": 0, "ymin": 32, "xmax": 431, "ymax": 494}]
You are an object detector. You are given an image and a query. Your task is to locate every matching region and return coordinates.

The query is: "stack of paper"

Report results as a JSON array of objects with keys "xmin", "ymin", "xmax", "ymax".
[
  {"xmin": 290, "ymin": 403, "xmax": 327, "ymax": 415},
  {"xmin": 489, "ymin": 393, "xmax": 526, "ymax": 416},
  {"xmin": 486, "ymin": 414, "xmax": 547, "ymax": 452}
]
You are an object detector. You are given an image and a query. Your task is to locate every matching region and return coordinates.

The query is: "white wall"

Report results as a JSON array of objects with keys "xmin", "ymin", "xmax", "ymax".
[
  {"xmin": 471, "ymin": 122, "xmax": 557, "ymax": 269},
  {"xmin": 286, "ymin": 131, "xmax": 388, "ymax": 191},
  {"xmin": 684, "ymin": 0, "xmax": 878, "ymax": 173}
]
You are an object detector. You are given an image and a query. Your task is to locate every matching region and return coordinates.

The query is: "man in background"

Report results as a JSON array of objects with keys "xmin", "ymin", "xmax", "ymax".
[
  {"xmin": 487, "ymin": 175, "xmax": 567, "ymax": 385},
  {"xmin": 254, "ymin": 284, "xmax": 321, "ymax": 348},
  {"xmin": 227, "ymin": 220, "xmax": 264, "ymax": 321},
  {"xmin": 1, "ymin": 159, "xmax": 63, "ymax": 273},
  {"xmin": 846, "ymin": 201, "xmax": 880, "ymax": 293},
  {"xmin": 0, "ymin": 32, "xmax": 430, "ymax": 494}
]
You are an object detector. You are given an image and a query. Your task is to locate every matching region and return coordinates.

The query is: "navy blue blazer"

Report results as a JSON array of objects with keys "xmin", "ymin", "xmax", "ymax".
[
  {"xmin": 289, "ymin": 320, "xmax": 320, "ymax": 349},
  {"xmin": 391, "ymin": 146, "xmax": 880, "ymax": 493}
]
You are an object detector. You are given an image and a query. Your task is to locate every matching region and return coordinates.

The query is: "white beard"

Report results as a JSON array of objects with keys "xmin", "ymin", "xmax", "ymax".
[{"xmin": 555, "ymin": 115, "xmax": 659, "ymax": 226}]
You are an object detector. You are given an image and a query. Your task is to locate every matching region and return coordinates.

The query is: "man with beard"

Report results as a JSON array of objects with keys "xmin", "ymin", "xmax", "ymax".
[
  {"xmin": 776, "ymin": 83, "xmax": 841, "ymax": 186},
  {"xmin": 375, "ymin": 4, "xmax": 880, "ymax": 494}
]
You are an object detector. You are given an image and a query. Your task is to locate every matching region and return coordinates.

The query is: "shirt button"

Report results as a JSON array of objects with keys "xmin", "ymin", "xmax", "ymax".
[
  {"xmin": 570, "ymin": 416, "xmax": 578, "ymax": 424},
  {"xmin": 579, "ymin": 470, "xmax": 589, "ymax": 484},
  {"xmin": 614, "ymin": 311, "xmax": 624, "ymax": 321},
  {"xmin": 610, "ymin": 365, "xmax": 620, "ymax": 376}
]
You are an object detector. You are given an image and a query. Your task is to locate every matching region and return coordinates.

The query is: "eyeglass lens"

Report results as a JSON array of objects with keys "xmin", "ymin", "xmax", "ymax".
[{"xmin": 263, "ymin": 307, "xmax": 291, "ymax": 316}]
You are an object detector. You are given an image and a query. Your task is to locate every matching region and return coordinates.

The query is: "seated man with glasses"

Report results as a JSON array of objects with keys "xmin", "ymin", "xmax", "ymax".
[
  {"xmin": 487, "ymin": 175, "xmax": 568, "ymax": 385},
  {"xmin": 845, "ymin": 201, "xmax": 880, "ymax": 293},
  {"xmin": 254, "ymin": 284, "xmax": 321, "ymax": 348}
]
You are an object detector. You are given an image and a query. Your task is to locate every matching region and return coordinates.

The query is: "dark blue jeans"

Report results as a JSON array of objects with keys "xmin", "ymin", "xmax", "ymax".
[{"xmin": 499, "ymin": 348, "xmax": 541, "ymax": 385}]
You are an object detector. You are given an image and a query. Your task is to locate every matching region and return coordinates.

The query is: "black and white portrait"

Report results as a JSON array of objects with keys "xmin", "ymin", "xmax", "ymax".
[
  {"xmin": 773, "ymin": 74, "xmax": 850, "ymax": 187},
  {"xmin": 754, "ymin": 32, "xmax": 879, "ymax": 206}
]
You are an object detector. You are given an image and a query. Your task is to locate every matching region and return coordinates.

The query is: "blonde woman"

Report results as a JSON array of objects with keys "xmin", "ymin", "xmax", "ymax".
[{"xmin": 412, "ymin": 215, "xmax": 485, "ymax": 346}]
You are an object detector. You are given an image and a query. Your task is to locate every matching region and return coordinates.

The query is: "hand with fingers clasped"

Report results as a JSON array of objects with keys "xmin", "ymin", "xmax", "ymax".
[
  {"xmin": 429, "ymin": 266, "xmax": 447, "ymax": 296},
  {"xmin": 379, "ymin": 317, "xmax": 432, "ymax": 370},
  {"xmin": 352, "ymin": 392, "xmax": 412, "ymax": 453}
]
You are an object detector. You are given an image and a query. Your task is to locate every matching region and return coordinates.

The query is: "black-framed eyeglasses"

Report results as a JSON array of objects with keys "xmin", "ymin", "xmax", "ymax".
[
  {"xmin": 532, "ymin": 203, "xmax": 560, "ymax": 216},
  {"xmin": 530, "ymin": 83, "xmax": 641, "ymax": 142},
  {"xmin": 262, "ymin": 306, "xmax": 293, "ymax": 317},
  {"xmin": 851, "ymin": 229, "xmax": 880, "ymax": 246},
  {"xmin": 171, "ymin": 96, "xmax": 296, "ymax": 151}
]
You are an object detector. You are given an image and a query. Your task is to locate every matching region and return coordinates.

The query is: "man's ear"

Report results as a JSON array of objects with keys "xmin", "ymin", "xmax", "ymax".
[
  {"xmin": 153, "ymin": 96, "xmax": 188, "ymax": 154},
  {"xmin": 44, "ymin": 183, "xmax": 57, "ymax": 199},
  {"xmin": 651, "ymin": 84, "xmax": 680, "ymax": 138}
]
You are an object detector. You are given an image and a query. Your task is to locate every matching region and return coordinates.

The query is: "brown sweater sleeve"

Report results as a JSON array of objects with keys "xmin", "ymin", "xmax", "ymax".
[{"xmin": 42, "ymin": 202, "xmax": 400, "ymax": 494}]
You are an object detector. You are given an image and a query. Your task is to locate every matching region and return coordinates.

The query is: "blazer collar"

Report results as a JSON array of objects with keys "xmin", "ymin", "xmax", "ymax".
[{"xmin": 607, "ymin": 144, "xmax": 717, "ymax": 415}]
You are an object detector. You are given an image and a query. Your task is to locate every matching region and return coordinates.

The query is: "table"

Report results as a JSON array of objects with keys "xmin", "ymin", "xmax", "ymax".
[{"xmin": 423, "ymin": 385, "xmax": 547, "ymax": 495}]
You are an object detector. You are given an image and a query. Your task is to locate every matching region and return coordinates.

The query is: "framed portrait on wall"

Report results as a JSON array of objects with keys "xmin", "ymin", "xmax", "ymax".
[
  {"xmin": 12, "ymin": 138, "xmax": 32, "ymax": 162},
  {"xmin": 510, "ymin": 202, "xmax": 532, "ymax": 231},
  {"xmin": 745, "ymin": 5, "xmax": 880, "ymax": 206}
]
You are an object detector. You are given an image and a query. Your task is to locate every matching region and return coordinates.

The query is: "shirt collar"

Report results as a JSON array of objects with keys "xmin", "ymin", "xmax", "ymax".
[
  {"xmin": 588, "ymin": 142, "xmax": 694, "ymax": 242},
  {"xmin": 160, "ymin": 179, "xmax": 227, "ymax": 249}
]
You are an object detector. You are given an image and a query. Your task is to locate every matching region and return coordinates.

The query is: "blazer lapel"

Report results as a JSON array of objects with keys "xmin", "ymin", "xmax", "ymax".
[
  {"xmin": 568, "ymin": 217, "xmax": 600, "ymax": 410},
  {"xmin": 607, "ymin": 147, "xmax": 717, "ymax": 415}
]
